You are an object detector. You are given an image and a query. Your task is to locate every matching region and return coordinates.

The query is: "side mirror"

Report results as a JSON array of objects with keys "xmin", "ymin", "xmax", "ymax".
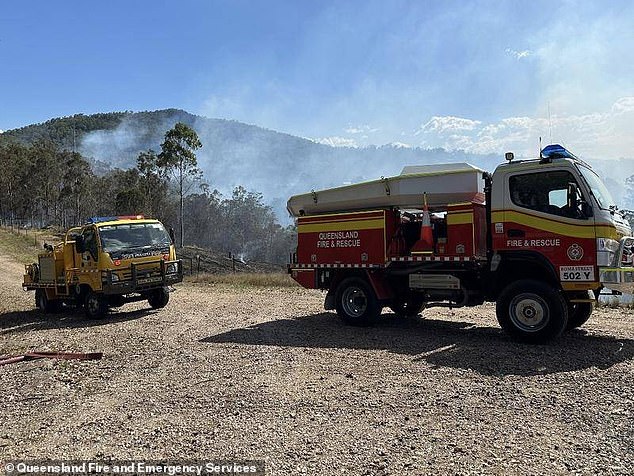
[
  {"xmin": 567, "ymin": 182, "xmax": 578, "ymax": 209},
  {"xmin": 169, "ymin": 227, "xmax": 176, "ymax": 244},
  {"xmin": 75, "ymin": 235, "xmax": 85, "ymax": 253},
  {"xmin": 567, "ymin": 182, "xmax": 592, "ymax": 218}
]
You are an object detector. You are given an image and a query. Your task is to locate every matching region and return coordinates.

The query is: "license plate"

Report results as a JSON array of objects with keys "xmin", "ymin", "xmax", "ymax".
[
  {"xmin": 560, "ymin": 265, "xmax": 595, "ymax": 281},
  {"xmin": 137, "ymin": 276, "xmax": 162, "ymax": 284}
]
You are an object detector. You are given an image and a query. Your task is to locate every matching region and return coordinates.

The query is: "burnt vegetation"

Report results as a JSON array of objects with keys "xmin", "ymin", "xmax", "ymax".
[{"xmin": 0, "ymin": 116, "xmax": 295, "ymax": 265}]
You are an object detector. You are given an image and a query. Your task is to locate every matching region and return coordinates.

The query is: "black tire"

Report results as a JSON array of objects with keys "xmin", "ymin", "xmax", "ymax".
[
  {"xmin": 566, "ymin": 302, "xmax": 593, "ymax": 330},
  {"xmin": 148, "ymin": 287, "xmax": 170, "ymax": 309},
  {"xmin": 84, "ymin": 291, "xmax": 108, "ymax": 319},
  {"xmin": 389, "ymin": 296, "xmax": 425, "ymax": 317},
  {"xmin": 496, "ymin": 279, "xmax": 568, "ymax": 343},
  {"xmin": 35, "ymin": 289, "xmax": 61, "ymax": 313},
  {"xmin": 108, "ymin": 295, "xmax": 125, "ymax": 308},
  {"xmin": 334, "ymin": 277, "xmax": 381, "ymax": 326}
]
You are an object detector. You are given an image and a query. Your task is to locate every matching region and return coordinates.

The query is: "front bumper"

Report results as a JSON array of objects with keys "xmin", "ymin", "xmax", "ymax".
[
  {"xmin": 101, "ymin": 259, "xmax": 183, "ymax": 295},
  {"xmin": 599, "ymin": 237, "xmax": 634, "ymax": 294}
]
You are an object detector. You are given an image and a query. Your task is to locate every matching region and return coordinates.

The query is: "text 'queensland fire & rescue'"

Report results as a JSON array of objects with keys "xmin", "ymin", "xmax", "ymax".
[{"xmin": 317, "ymin": 231, "xmax": 361, "ymax": 248}]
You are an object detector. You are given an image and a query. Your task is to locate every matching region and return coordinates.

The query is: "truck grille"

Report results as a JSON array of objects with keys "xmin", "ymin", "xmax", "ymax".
[{"xmin": 101, "ymin": 259, "xmax": 182, "ymax": 291}]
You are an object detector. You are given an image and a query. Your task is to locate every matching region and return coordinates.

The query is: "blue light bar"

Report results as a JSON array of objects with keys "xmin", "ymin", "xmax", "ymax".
[
  {"xmin": 86, "ymin": 216, "xmax": 119, "ymax": 224},
  {"xmin": 86, "ymin": 215, "xmax": 145, "ymax": 224},
  {"xmin": 540, "ymin": 144, "xmax": 578, "ymax": 160}
]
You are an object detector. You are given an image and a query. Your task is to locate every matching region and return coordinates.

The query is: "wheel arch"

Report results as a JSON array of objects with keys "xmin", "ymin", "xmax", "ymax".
[
  {"xmin": 492, "ymin": 251, "xmax": 560, "ymax": 297},
  {"xmin": 78, "ymin": 283, "xmax": 94, "ymax": 298},
  {"xmin": 325, "ymin": 269, "xmax": 392, "ymax": 310}
]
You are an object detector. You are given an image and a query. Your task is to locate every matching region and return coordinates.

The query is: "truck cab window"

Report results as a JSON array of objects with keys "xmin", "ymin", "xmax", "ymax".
[
  {"xmin": 509, "ymin": 171, "xmax": 587, "ymax": 219},
  {"xmin": 99, "ymin": 223, "xmax": 172, "ymax": 255}
]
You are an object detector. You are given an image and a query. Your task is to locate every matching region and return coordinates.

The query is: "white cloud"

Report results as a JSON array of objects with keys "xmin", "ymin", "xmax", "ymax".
[
  {"xmin": 417, "ymin": 116, "xmax": 482, "ymax": 135},
  {"xmin": 345, "ymin": 124, "xmax": 379, "ymax": 135},
  {"xmin": 313, "ymin": 136, "xmax": 358, "ymax": 148},
  {"xmin": 505, "ymin": 48, "xmax": 532, "ymax": 60},
  {"xmin": 387, "ymin": 142, "xmax": 412, "ymax": 149},
  {"xmin": 612, "ymin": 96, "xmax": 634, "ymax": 114},
  {"xmin": 413, "ymin": 98, "xmax": 634, "ymax": 159}
]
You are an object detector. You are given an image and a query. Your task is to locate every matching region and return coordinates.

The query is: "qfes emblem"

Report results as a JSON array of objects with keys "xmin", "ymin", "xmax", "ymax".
[{"xmin": 567, "ymin": 243, "xmax": 584, "ymax": 261}]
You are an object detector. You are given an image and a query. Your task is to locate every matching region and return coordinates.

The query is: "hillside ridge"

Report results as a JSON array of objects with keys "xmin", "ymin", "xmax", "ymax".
[{"xmin": 2, "ymin": 109, "xmax": 631, "ymax": 214}]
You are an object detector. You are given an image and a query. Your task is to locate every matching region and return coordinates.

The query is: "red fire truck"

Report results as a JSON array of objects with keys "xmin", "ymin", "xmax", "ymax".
[{"xmin": 287, "ymin": 145, "xmax": 633, "ymax": 343}]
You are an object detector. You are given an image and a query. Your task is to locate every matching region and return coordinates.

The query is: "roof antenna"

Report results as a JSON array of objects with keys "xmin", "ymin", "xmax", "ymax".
[{"xmin": 548, "ymin": 102, "xmax": 553, "ymax": 144}]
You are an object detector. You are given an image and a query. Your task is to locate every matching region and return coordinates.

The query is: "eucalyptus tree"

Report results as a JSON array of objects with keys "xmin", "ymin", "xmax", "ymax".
[{"xmin": 157, "ymin": 123, "xmax": 202, "ymax": 247}]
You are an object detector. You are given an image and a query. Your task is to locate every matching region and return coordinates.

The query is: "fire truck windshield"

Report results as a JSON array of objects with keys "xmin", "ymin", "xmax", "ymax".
[
  {"xmin": 577, "ymin": 165, "xmax": 616, "ymax": 210},
  {"xmin": 98, "ymin": 222, "xmax": 172, "ymax": 254}
]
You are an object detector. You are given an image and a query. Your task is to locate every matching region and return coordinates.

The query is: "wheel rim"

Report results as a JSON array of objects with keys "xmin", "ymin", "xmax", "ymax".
[
  {"xmin": 509, "ymin": 293, "xmax": 549, "ymax": 332},
  {"xmin": 87, "ymin": 296, "xmax": 99, "ymax": 314},
  {"xmin": 341, "ymin": 286, "xmax": 368, "ymax": 318}
]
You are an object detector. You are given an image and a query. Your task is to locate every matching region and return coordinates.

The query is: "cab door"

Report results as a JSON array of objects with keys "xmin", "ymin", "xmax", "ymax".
[
  {"xmin": 80, "ymin": 226, "xmax": 101, "ymax": 290},
  {"xmin": 502, "ymin": 168, "xmax": 597, "ymax": 287}
]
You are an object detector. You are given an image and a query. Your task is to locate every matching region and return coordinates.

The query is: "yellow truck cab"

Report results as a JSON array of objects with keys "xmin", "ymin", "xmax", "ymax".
[{"xmin": 23, "ymin": 215, "xmax": 183, "ymax": 318}]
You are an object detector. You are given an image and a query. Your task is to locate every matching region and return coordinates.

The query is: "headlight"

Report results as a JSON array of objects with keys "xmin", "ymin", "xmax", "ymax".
[
  {"xmin": 597, "ymin": 238, "xmax": 620, "ymax": 253},
  {"xmin": 597, "ymin": 238, "xmax": 619, "ymax": 267},
  {"xmin": 110, "ymin": 273, "xmax": 120, "ymax": 282},
  {"xmin": 166, "ymin": 263, "xmax": 178, "ymax": 274}
]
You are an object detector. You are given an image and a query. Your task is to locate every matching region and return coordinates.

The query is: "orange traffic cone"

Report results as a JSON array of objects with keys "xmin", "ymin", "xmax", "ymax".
[{"xmin": 411, "ymin": 193, "xmax": 434, "ymax": 254}]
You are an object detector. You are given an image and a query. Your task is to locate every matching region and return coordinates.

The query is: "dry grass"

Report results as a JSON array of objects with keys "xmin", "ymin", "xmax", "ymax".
[
  {"xmin": 186, "ymin": 271, "xmax": 298, "ymax": 288},
  {"xmin": 0, "ymin": 227, "xmax": 45, "ymax": 263}
]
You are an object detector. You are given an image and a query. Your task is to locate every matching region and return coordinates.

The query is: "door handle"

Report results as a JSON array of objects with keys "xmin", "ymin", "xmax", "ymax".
[{"xmin": 507, "ymin": 228, "xmax": 525, "ymax": 238}]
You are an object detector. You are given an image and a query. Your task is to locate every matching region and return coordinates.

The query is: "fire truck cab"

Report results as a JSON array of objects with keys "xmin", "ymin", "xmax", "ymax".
[
  {"xmin": 23, "ymin": 215, "xmax": 183, "ymax": 319},
  {"xmin": 288, "ymin": 145, "xmax": 633, "ymax": 343}
]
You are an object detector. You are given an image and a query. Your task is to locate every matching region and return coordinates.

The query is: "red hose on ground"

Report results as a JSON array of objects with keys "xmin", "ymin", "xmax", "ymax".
[{"xmin": 0, "ymin": 351, "xmax": 102, "ymax": 366}]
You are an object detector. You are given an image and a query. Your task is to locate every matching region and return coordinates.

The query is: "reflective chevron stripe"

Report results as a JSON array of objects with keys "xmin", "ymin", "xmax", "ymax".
[
  {"xmin": 292, "ymin": 255, "xmax": 483, "ymax": 268},
  {"xmin": 390, "ymin": 255, "xmax": 482, "ymax": 262},
  {"xmin": 293, "ymin": 263, "xmax": 381, "ymax": 269}
]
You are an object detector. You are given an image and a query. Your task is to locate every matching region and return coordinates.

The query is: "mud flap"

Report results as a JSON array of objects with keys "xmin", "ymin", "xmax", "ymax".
[
  {"xmin": 366, "ymin": 270, "xmax": 393, "ymax": 301},
  {"xmin": 324, "ymin": 290, "xmax": 336, "ymax": 310}
]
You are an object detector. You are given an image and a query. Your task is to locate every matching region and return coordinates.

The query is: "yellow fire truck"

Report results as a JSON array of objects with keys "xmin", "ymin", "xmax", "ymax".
[{"xmin": 23, "ymin": 215, "xmax": 182, "ymax": 318}]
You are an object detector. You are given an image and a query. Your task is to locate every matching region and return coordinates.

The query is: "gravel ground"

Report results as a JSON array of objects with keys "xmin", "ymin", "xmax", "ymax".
[{"xmin": 0, "ymin": 250, "xmax": 633, "ymax": 475}]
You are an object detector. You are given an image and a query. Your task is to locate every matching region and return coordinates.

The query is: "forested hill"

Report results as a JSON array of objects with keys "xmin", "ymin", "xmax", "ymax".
[
  {"xmin": 2, "ymin": 109, "xmax": 632, "ymax": 214},
  {"xmin": 0, "ymin": 109, "xmax": 504, "ymax": 217},
  {"xmin": 1, "ymin": 111, "xmax": 130, "ymax": 149}
]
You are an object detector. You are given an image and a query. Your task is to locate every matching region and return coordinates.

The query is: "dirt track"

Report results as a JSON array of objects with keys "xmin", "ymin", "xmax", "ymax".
[{"xmin": 0, "ymin": 249, "xmax": 633, "ymax": 475}]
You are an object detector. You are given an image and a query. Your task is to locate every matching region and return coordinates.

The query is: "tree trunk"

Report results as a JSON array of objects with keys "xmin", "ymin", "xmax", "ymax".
[
  {"xmin": 179, "ymin": 164, "xmax": 184, "ymax": 248},
  {"xmin": 76, "ymin": 192, "xmax": 80, "ymax": 226}
]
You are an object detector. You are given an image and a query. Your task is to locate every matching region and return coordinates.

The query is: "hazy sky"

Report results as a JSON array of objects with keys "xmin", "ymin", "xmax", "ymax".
[{"xmin": 1, "ymin": 0, "xmax": 633, "ymax": 159}]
